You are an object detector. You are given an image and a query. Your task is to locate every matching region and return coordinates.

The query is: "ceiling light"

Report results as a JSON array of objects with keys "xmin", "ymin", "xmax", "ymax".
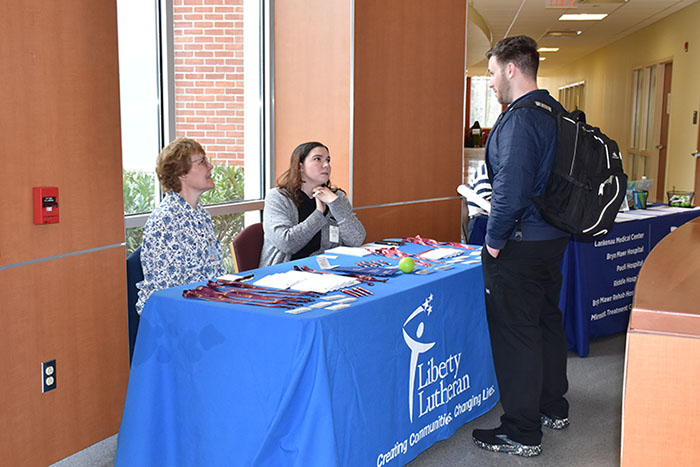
[
  {"xmin": 539, "ymin": 57, "xmax": 546, "ymax": 61},
  {"xmin": 538, "ymin": 47, "xmax": 560, "ymax": 52},
  {"xmin": 545, "ymin": 30, "xmax": 582, "ymax": 38},
  {"xmin": 559, "ymin": 13, "xmax": 608, "ymax": 21}
]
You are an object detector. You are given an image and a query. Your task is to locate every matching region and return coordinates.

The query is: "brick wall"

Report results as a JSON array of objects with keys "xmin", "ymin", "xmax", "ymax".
[{"xmin": 173, "ymin": 0, "xmax": 244, "ymax": 165}]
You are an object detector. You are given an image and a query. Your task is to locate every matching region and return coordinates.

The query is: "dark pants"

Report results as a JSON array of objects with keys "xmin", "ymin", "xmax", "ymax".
[{"xmin": 481, "ymin": 236, "xmax": 570, "ymax": 445}]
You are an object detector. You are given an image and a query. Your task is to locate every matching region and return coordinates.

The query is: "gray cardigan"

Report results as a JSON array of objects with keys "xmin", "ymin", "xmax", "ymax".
[{"xmin": 259, "ymin": 187, "xmax": 366, "ymax": 268}]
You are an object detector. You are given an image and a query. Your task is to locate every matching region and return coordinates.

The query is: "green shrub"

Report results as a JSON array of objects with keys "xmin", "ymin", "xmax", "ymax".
[
  {"xmin": 125, "ymin": 227, "xmax": 144, "ymax": 256},
  {"xmin": 123, "ymin": 170, "xmax": 157, "ymax": 215},
  {"xmin": 200, "ymin": 164, "xmax": 245, "ymax": 204}
]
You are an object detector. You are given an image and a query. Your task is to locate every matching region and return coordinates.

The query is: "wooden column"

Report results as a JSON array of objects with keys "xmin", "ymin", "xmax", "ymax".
[
  {"xmin": 622, "ymin": 217, "xmax": 700, "ymax": 466},
  {"xmin": 0, "ymin": 1, "xmax": 128, "ymax": 465},
  {"xmin": 274, "ymin": 0, "xmax": 467, "ymax": 242}
]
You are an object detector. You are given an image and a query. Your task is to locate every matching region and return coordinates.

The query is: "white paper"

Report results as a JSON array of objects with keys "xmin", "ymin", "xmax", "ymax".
[
  {"xmin": 254, "ymin": 270, "xmax": 359, "ymax": 293},
  {"xmin": 419, "ymin": 248, "xmax": 463, "ymax": 260},
  {"xmin": 289, "ymin": 273, "xmax": 359, "ymax": 293},
  {"xmin": 333, "ymin": 297, "xmax": 357, "ymax": 304},
  {"xmin": 218, "ymin": 274, "xmax": 244, "ymax": 281},
  {"xmin": 324, "ymin": 246, "xmax": 371, "ymax": 257},
  {"xmin": 316, "ymin": 255, "xmax": 335, "ymax": 270},
  {"xmin": 320, "ymin": 294, "xmax": 346, "ymax": 301},
  {"xmin": 647, "ymin": 205, "xmax": 700, "ymax": 214},
  {"xmin": 616, "ymin": 212, "xmax": 661, "ymax": 221},
  {"xmin": 254, "ymin": 270, "xmax": 313, "ymax": 289}
]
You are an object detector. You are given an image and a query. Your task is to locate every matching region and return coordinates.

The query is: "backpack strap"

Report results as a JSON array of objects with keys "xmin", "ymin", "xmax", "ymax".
[
  {"xmin": 509, "ymin": 99, "xmax": 560, "ymax": 118},
  {"xmin": 511, "ymin": 99, "xmax": 555, "ymax": 113},
  {"xmin": 512, "ymin": 99, "xmax": 588, "ymax": 125},
  {"xmin": 494, "ymin": 99, "xmax": 565, "ymax": 241},
  {"xmin": 494, "ymin": 99, "xmax": 562, "ymax": 146}
]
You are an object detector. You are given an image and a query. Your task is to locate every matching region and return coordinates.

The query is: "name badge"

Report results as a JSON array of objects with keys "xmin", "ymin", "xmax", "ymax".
[{"xmin": 329, "ymin": 225, "xmax": 340, "ymax": 243}]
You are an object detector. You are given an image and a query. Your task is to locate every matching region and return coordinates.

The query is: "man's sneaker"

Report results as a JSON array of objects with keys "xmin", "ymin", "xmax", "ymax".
[
  {"xmin": 541, "ymin": 413, "xmax": 570, "ymax": 430},
  {"xmin": 472, "ymin": 428, "xmax": 542, "ymax": 457}
]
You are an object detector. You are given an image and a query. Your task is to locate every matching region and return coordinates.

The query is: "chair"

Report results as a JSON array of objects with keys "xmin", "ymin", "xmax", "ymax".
[
  {"xmin": 230, "ymin": 223, "xmax": 264, "ymax": 273},
  {"xmin": 126, "ymin": 246, "xmax": 143, "ymax": 364}
]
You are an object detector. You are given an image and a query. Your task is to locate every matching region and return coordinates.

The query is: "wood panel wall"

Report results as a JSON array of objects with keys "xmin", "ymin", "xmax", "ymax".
[
  {"xmin": 622, "ymin": 333, "xmax": 700, "ymax": 466},
  {"xmin": 355, "ymin": 200, "xmax": 460, "ymax": 243},
  {"xmin": 273, "ymin": 0, "xmax": 352, "ymax": 190},
  {"xmin": 274, "ymin": 0, "xmax": 467, "ymax": 243},
  {"xmin": 622, "ymin": 218, "xmax": 700, "ymax": 465},
  {"xmin": 0, "ymin": 1, "xmax": 128, "ymax": 465}
]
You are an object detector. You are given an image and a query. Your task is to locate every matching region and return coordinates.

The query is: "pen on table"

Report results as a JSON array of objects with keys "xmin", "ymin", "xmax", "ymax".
[{"xmin": 357, "ymin": 286, "xmax": 373, "ymax": 296}]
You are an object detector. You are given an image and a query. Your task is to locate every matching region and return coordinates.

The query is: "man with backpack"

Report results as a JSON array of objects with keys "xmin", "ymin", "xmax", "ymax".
[{"xmin": 472, "ymin": 35, "xmax": 571, "ymax": 457}]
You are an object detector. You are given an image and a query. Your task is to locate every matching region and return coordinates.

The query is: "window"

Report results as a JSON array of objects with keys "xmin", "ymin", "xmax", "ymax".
[
  {"xmin": 117, "ymin": 0, "xmax": 269, "ymax": 271},
  {"xmin": 629, "ymin": 66, "xmax": 656, "ymax": 181},
  {"xmin": 558, "ymin": 81, "xmax": 585, "ymax": 112},
  {"xmin": 468, "ymin": 76, "xmax": 502, "ymax": 128},
  {"xmin": 117, "ymin": 0, "xmax": 160, "ymax": 219}
]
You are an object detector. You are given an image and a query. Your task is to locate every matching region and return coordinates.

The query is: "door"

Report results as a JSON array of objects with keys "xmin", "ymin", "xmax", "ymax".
[
  {"xmin": 695, "ymin": 106, "xmax": 700, "ymax": 204},
  {"xmin": 655, "ymin": 63, "xmax": 672, "ymax": 201},
  {"xmin": 629, "ymin": 62, "xmax": 670, "ymax": 202}
]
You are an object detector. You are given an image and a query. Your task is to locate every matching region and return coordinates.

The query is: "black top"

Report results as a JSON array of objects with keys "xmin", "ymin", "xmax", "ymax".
[{"xmin": 291, "ymin": 191, "xmax": 323, "ymax": 260}]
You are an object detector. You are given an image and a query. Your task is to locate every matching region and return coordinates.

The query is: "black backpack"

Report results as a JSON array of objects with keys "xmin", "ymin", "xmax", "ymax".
[{"xmin": 511, "ymin": 100, "xmax": 628, "ymax": 237}]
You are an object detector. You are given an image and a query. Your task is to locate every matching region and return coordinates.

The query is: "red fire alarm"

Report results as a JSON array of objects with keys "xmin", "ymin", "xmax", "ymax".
[{"xmin": 33, "ymin": 187, "xmax": 59, "ymax": 224}]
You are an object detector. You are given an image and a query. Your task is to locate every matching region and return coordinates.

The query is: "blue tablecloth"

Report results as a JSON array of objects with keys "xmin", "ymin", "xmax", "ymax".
[
  {"xmin": 560, "ymin": 206, "xmax": 700, "ymax": 356},
  {"xmin": 470, "ymin": 207, "xmax": 700, "ymax": 356},
  {"xmin": 115, "ymin": 243, "xmax": 499, "ymax": 467}
]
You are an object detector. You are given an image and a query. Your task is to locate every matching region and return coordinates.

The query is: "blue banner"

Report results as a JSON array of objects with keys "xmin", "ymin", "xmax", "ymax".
[{"xmin": 561, "ymin": 207, "xmax": 700, "ymax": 356}]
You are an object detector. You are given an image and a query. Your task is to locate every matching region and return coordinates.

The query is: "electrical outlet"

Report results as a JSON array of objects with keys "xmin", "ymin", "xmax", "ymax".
[{"xmin": 42, "ymin": 359, "xmax": 56, "ymax": 393}]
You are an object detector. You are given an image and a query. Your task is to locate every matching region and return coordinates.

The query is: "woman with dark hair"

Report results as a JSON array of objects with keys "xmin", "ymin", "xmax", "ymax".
[
  {"xmin": 260, "ymin": 141, "xmax": 366, "ymax": 267},
  {"xmin": 136, "ymin": 137, "xmax": 227, "ymax": 313}
]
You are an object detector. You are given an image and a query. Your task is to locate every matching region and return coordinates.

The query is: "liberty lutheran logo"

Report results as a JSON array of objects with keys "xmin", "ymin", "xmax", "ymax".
[
  {"xmin": 402, "ymin": 293, "xmax": 472, "ymax": 423},
  {"xmin": 402, "ymin": 294, "xmax": 436, "ymax": 423}
]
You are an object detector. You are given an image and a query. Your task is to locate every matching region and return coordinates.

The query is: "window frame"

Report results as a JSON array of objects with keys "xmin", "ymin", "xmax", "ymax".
[
  {"xmin": 628, "ymin": 65, "xmax": 659, "ymax": 181},
  {"xmin": 122, "ymin": 0, "xmax": 273, "ymax": 235},
  {"xmin": 558, "ymin": 80, "xmax": 585, "ymax": 112},
  {"xmin": 467, "ymin": 76, "xmax": 502, "ymax": 129}
]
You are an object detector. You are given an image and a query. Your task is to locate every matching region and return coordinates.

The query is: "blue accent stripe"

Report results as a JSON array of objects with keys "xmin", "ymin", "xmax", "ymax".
[
  {"xmin": 0, "ymin": 243, "xmax": 125, "ymax": 271},
  {"xmin": 354, "ymin": 196, "xmax": 461, "ymax": 211}
]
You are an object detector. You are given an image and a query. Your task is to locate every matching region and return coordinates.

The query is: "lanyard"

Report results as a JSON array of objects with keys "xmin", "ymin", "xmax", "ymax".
[
  {"xmin": 183, "ymin": 279, "xmax": 319, "ymax": 308},
  {"xmin": 293, "ymin": 265, "xmax": 387, "ymax": 285},
  {"xmin": 373, "ymin": 246, "xmax": 433, "ymax": 267},
  {"xmin": 401, "ymin": 235, "xmax": 476, "ymax": 251}
]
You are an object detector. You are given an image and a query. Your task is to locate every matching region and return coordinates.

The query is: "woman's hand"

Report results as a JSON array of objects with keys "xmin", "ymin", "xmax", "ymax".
[{"xmin": 312, "ymin": 186, "xmax": 338, "ymax": 211}]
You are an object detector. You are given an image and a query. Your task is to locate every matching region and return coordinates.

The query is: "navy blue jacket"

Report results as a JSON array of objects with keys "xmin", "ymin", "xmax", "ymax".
[{"xmin": 484, "ymin": 89, "xmax": 569, "ymax": 250}]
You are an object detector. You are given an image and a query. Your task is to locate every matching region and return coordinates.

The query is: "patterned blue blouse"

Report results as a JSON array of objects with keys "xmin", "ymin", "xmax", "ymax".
[{"xmin": 136, "ymin": 191, "xmax": 227, "ymax": 313}]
